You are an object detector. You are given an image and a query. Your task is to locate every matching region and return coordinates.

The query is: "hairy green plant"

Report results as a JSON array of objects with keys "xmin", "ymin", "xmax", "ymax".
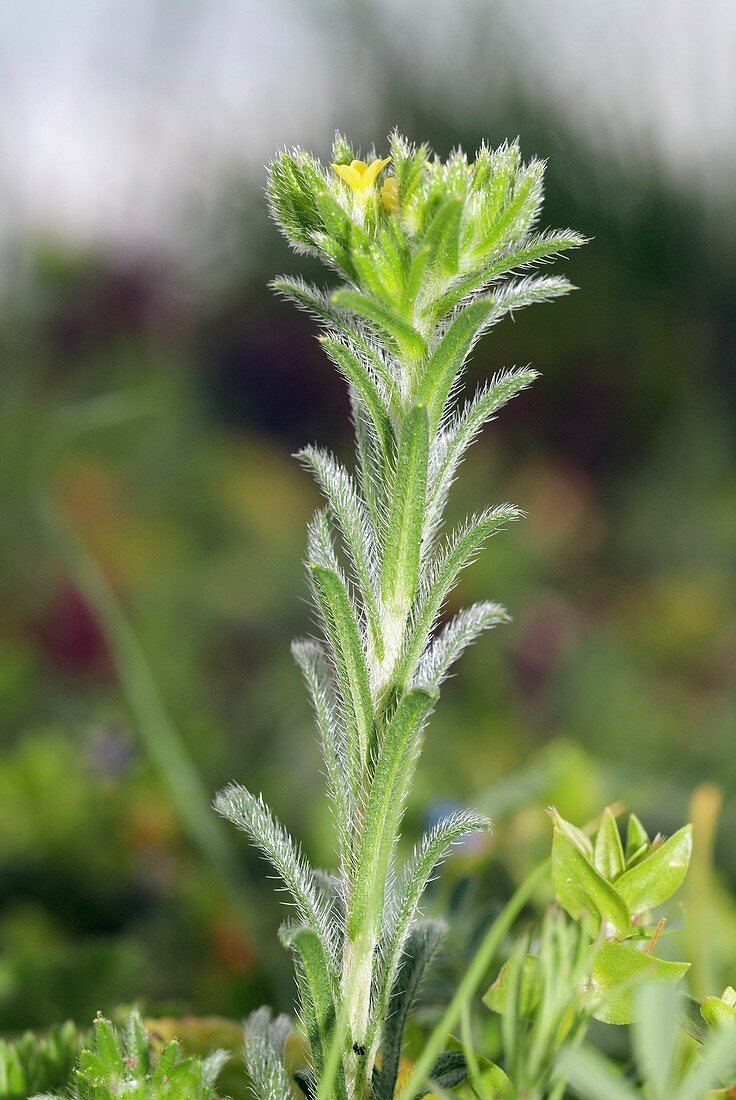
[
  {"xmin": 31, "ymin": 1010, "xmax": 228, "ymax": 1100},
  {"xmin": 214, "ymin": 131, "xmax": 584, "ymax": 1099},
  {"xmin": 0, "ymin": 1021, "xmax": 84, "ymax": 1100}
]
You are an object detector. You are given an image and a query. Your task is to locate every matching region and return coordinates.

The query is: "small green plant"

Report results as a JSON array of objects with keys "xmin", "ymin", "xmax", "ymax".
[
  {"xmin": 548, "ymin": 807, "xmax": 692, "ymax": 1024},
  {"xmin": 474, "ymin": 809, "xmax": 695, "ymax": 1098},
  {"xmin": 32, "ymin": 1010, "xmax": 228, "ymax": 1099},
  {"xmin": 562, "ymin": 983, "xmax": 736, "ymax": 1100},
  {"xmin": 478, "ymin": 906, "xmax": 593, "ymax": 1100},
  {"xmin": 0, "ymin": 1021, "xmax": 84, "ymax": 1100},
  {"xmin": 214, "ymin": 131, "xmax": 583, "ymax": 1099}
]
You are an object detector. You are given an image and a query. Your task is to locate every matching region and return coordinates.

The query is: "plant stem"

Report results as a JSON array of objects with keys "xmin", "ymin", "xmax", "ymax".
[{"xmin": 397, "ymin": 859, "xmax": 551, "ymax": 1100}]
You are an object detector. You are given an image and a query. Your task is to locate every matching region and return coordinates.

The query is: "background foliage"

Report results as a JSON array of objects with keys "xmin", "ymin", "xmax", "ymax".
[{"xmin": 0, "ymin": 1, "xmax": 734, "ymax": 1075}]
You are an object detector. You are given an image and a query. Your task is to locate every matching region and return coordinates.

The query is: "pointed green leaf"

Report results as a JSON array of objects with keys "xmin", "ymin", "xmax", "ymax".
[
  {"xmin": 397, "ymin": 504, "xmax": 522, "ymax": 688},
  {"xmin": 625, "ymin": 813, "xmax": 650, "ymax": 864},
  {"xmin": 548, "ymin": 807, "xmax": 594, "ymax": 860},
  {"xmin": 298, "ymin": 447, "xmax": 383, "ymax": 662},
  {"xmin": 348, "ymin": 687, "xmax": 437, "ymax": 941},
  {"xmin": 331, "ymin": 288, "xmax": 427, "ymax": 363},
  {"xmin": 615, "ymin": 825, "xmax": 692, "ymax": 916},
  {"xmin": 380, "ymin": 403, "xmax": 429, "ymax": 617},
  {"xmin": 594, "ymin": 808, "xmax": 626, "ymax": 881},
  {"xmin": 590, "ymin": 942, "xmax": 690, "ymax": 1025},
  {"xmin": 310, "ymin": 563, "xmax": 375, "ymax": 782},
  {"xmin": 319, "ymin": 337, "xmax": 395, "ymax": 465},
  {"xmin": 551, "ymin": 830, "xmax": 631, "ymax": 940},
  {"xmin": 283, "ymin": 926, "xmax": 347, "ymax": 1099},
  {"xmin": 420, "ymin": 296, "xmax": 497, "ymax": 429},
  {"xmin": 373, "ymin": 921, "xmax": 445, "ymax": 1100},
  {"xmin": 483, "ymin": 954, "xmax": 541, "ymax": 1018},
  {"xmin": 213, "ymin": 784, "xmax": 336, "ymax": 964},
  {"xmin": 90, "ymin": 1017, "xmax": 124, "ymax": 1076},
  {"xmin": 420, "ymin": 197, "xmax": 464, "ymax": 276}
]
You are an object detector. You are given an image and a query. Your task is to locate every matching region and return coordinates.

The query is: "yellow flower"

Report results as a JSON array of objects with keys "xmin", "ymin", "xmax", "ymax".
[
  {"xmin": 380, "ymin": 175, "xmax": 399, "ymax": 212},
  {"xmin": 333, "ymin": 156, "xmax": 391, "ymax": 194}
]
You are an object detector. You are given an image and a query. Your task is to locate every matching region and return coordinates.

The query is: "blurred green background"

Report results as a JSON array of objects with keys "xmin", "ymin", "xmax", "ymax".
[{"xmin": 0, "ymin": 0, "xmax": 734, "ymax": 1037}]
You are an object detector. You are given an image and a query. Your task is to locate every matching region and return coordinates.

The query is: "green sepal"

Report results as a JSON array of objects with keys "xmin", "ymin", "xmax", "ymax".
[
  {"xmin": 281, "ymin": 925, "xmax": 347, "ymax": 1098},
  {"xmin": 420, "ymin": 197, "xmax": 464, "ymax": 277},
  {"xmin": 594, "ymin": 807, "xmax": 626, "ymax": 881},
  {"xmin": 380, "ymin": 403, "xmax": 429, "ymax": 616},
  {"xmin": 551, "ymin": 828, "xmax": 631, "ymax": 940},
  {"xmin": 614, "ymin": 825, "xmax": 692, "ymax": 916},
  {"xmin": 314, "ymin": 188, "xmax": 352, "ymax": 249},
  {"xmin": 589, "ymin": 942, "xmax": 690, "ymax": 1025},
  {"xmin": 331, "ymin": 132, "xmax": 354, "ymax": 166}
]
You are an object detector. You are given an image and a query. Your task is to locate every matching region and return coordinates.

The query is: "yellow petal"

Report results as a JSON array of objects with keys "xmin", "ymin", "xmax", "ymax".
[
  {"xmin": 361, "ymin": 156, "xmax": 391, "ymax": 190},
  {"xmin": 350, "ymin": 159, "xmax": 369, "ymax": 175},
  {"xmin": 333, "ymin": 162, "xmax": 364, "ymax": 189},
  {"xmin": 381, "ymin": 176, "xmax": 398, "ymax": 212}
]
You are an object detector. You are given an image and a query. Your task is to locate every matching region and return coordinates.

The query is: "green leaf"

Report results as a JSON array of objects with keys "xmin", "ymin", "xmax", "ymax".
[
  {"xmin": 213, "ymin": 784, "xmax": 336, "ymax": 964},
  {"xmin": 483, "ymin": 954, "xmax": 541, "ymax": 1018},
  {"xmin": 319, "ymin": 337, "xmax": 395, "ymax": 464},
  {"xmin": 373, "ymin": 921, "xmax": 445, "ymax": 1100},
  {"xmin": 551, "ymin": 830, "xmax": 631, "ymax": 940},
  {"xmin": 283, "ymin": 926, "xmax": 347, "ymax": 1099},
  {"xmin": 590, "ymin": 942, "xmax": 690, "ymax": 1025},
  {"xmin": 90, "ymin": 1017, "xmax": 124, "ymax": 1076},
  {"xmin": 298, "ymin": 447, "xmax": 383, "ymax": 662},
  {"xmin": 420, "ymin": 197, "xmax": 464, "ymax": 277},
  {"xmin": 375, "ymin": 811, "xmax": 490, "ymax": 1047},
  {"xmin": 397, "ymin": 505, "xmax": 522, "ymax": 688},
  {"xmin": 455, "ymin": 1059, "xmax": 514, "ymax": 1100},
  {"xmin": 593, "ymin": 807, "xmax": 626, "ymax": 880},
  {"xmin": 348, "ymin": 687, "xmax": 437, "ymax": 941},
  {"xmin": 548, "ymin": 807, "xmax": 593, "ymax": 860},
  {"xmin": 427, "ymin": 368, "xmax": 538, "ymax": 533},
  {"xmin": 310, "ymin": 563, "xmax": 375, "ymax": 783},
  {"xmin": 420, "ymin": 297, "xmax": 497, "ymax": 429},
  {"xmin": 614, "ymin": 825, "xmax": 692, "ymax": 916},
  {"xmin": 331, "ymin": 288, "xmax": 427, "ymax": 364},
  {"xmin": 292, "ymin": 639, "xmax": 352, "ymax": 866},
  {"xmin": 380, "ymin": 403, "xmax": 429, "ymax": 617},
  {"xmin": 625, "ymin": 813, "xmax": 650, "ymax": 864}
]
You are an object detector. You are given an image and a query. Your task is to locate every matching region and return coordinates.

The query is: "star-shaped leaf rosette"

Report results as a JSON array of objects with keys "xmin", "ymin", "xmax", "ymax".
[{"xmin": 549, "ymin": 806, "xmax": 693, "ymax": 1023}]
